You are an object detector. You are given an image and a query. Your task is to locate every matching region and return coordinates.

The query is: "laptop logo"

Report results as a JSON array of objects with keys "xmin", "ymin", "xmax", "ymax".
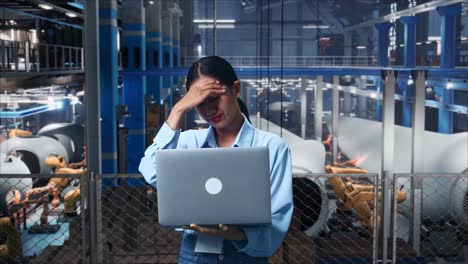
[{"xmin": 205, "ymin": 178, "xmax": 223, "ymax": 195}]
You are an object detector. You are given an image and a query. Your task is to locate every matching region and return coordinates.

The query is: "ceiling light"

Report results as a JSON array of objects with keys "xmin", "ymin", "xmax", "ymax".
[
  {"xmin": 198, "ymin": 24, "xmax": 235, "ymax": 29},
  {"xmin": 193, "ymin": 19, "xmax": 235, "ymax": 23},
  {"xmin": 66, "ymin": 12, "xmax": 77, "ymax": 17},
  {"xmin": 302, "ymin": 24, "xmax": 329, "ymax": 29},
  {"xmin": 356, "ymin": 45, "xmax": 366, "ymax": 49},
  {"xmin": 38, "ymin": 4, "xmax": 53, "ymax": 10},
  {"xmin": 149, "ymin": 0, "xmax": 154, "ymax": 4}
]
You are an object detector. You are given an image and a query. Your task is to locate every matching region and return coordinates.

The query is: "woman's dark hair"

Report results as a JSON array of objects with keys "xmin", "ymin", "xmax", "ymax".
[
  {"xmin": 186, "ymin": 56, "xmax": 250, "ymax": 122},
  {"xmin": 237, "ymin": 98, "xmax": 251, "ymax": 123},
  {"xmin": 186, "ymin": 56, "xmax": 238, "ymax": 90}
]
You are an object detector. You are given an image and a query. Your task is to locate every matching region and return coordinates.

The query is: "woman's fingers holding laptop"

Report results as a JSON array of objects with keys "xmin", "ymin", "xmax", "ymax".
[{"xmin": 183, "ymin": 224, "xmax": 246, "ymax": 241}]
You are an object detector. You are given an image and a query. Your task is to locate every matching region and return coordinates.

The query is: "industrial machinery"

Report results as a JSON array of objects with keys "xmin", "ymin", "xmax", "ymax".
[
  {"xmin": 0, "ymin": 153, "xmax": 32, "ymax": 213},
  {"xmin": 326, "ymin": 164, "xmax": 407, "ymax": 236},
  {"xmin": 0, "ymin": 136, "xmax": 69, "ymax": 175},
  {"xmin": 289, "ymin": 140, "xmax": 330, "ymax": 237},
  {"xmin": 37, "ymin": 123, "xmax": 85, "ymax": 163}
]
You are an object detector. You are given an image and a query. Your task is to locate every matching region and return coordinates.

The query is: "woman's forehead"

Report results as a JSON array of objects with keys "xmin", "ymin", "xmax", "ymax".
[{"xmin": 197, "ymin": 75, "xmax": 217, "ymax": 82}]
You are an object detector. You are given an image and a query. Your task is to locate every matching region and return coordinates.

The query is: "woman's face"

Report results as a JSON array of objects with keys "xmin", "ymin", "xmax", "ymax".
[{"xmin": 194, "ymin": 75, "xmax": 241, "ymax": 129}]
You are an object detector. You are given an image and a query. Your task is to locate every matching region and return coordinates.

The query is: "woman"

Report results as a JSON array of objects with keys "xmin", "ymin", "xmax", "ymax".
[{"xmin": 139, "ymin": 56, "xmax": 293, "ymax": 263}]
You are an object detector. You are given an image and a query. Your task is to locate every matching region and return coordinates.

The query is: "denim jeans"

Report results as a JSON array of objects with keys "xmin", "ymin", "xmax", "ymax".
[{"xmin": 178, "ymin": 233, "xmax": 268, "ymax": 264}]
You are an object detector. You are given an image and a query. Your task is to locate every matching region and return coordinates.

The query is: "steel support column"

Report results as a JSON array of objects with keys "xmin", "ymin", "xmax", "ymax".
[
  {"xmin": 410, "ymin": 70, "xmax": 426, "ymax": 256},
  {"xmin": 381, "ymin": 70, "xmax": 395, "ymax": 264},
  {"xmin": 172, "ymin": 6, "xmax": 181, "ymax": 68},
  {"xmin": 84, "ymin": 1, "xmax": 101, "ymax": 263},
  {"xmin": 344, "ymin": 32, "xmax": 352, "ymax": 57},
  {"xmin": 358, "ymin": 77, "xmax": 367, "ymax": 118},
  {"xmin": 437, "ymin": 86, "xmax": 454, "ymax": 133},
  {"xmin": 437, "ymin": 4, "xmax": 462, "ymax": 68},
  {"xmin": 300, "ymin": 77, "xmax": 307, "ymax": 139},
  {"xmin": 121, "ymin": 0, "xmax": 146, "ymax": 183},
  {"xmin": 314, "ymin": 76, "xmax": 323, "ymax": 142},
  {"xmin": 162, "ymin": 1, "xmax": 173, "ymax": 111},
  {"xmin": 375, "ymin": 79, "xmax": 383, "ymax": 122},
  {"xmin": 402, "ymin": 81, "xmax": 413, "ymax": 127},
  {"xmin": 332, "ymin": 76, "xmax": 339, "ymax": 163},
  {"xmin": 99, "ymin": 0, "xmax": 118, "ymax": 174},
  {"xmin": 436, "ymin": 4, "xmax": 461, "ymax": 133},
  {"xmin": 401, "ymin": 16, "xmax": 419, "ymax": 68},
  {"xmin": 375, "ymin": 22, "xmax": 392, "ymax": 67},
  {"xmin": 146, "ymin": 0, "xmax": 163, "ymax": 103}
]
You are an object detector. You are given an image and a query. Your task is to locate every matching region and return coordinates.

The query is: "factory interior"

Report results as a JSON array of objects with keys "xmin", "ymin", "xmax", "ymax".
[{"xmin": 0, "ymin": 0, "xmax": 467, "ymax": 263}]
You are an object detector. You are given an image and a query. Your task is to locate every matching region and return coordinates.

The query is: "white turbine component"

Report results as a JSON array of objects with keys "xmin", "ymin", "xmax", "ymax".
[
  {"xmin": 449, "ymin": 177, "xmax": 468, "ymax": 226},
  {"xmin": 290, "ymin": 140, "xmax": 326, "ymax": 174},
  {"xmin": 0, "ymin": 136, "xmax": 69, "ymax": 174},
  {"xmin": 37, "ymin": 123, "xmax": 84, "ymax": 163},
  {"xmin": 398, "ymin": 177, "xmax": 468, "ymax": 226},
  {"xmin": 337, "ymin": 116, "xmax": 468, "ymax": 225},
  {"xmin": 0, "ymin": 154, "xmax": 30, "ymax": 174},
  {"xmin": 336, "ymin": 116, "xmax": 468, "ymax": 173},
  {"xmin": 290, "ymin": 140, "xmax": 329, "ymax": 237},
  {"xmin": 0, "ymin": 153, "xmax": 32, "ymax": 212}
]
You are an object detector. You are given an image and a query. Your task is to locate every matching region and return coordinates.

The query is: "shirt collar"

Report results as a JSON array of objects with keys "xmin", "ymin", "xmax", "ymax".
[
  {"xmin": 203, "ymin": 127, "xmax": 217, "ymax": 148},
  {"xmin": 202, "ymin": 114, "xmax": 255, "ymax": 148}
]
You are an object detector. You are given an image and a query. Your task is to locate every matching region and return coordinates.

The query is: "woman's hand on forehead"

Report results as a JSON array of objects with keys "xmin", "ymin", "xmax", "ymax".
[{"xmin": 175, "ymin": 78, "xmax": 226, "ymax": 112}]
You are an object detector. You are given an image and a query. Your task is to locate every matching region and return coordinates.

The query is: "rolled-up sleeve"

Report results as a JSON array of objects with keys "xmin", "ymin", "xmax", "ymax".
[
  {"xmin": 138, "ymin": 122, "xmax": 182, "ymax": 188},
  {"xmin": 233, "ymin": 141, "xmax": 293, "ymax": 257}
]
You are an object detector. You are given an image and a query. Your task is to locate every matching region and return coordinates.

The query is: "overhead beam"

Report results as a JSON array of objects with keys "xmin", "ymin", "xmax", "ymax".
[
  {"xmin": 1, "ymin": 7, "xmax": 83, "ymax": 29},
  {"xmin": 342, "ymin": 0, "xmax": 464, "ymax": 32},
  {"xmin": 31, "ymin": 0, "xmax": 82, "ymax": 18}
]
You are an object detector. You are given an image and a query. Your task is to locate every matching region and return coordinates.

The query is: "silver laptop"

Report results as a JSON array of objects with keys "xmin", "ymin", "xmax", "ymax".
[{"xmin": 155, "ymin": 147, "xmax": 271, "ymax": 227}]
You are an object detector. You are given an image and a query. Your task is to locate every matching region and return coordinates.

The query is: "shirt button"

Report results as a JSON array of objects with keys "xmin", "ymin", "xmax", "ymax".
[{"xmin": 218, "ymin": 254, "xmax": 224, "ymax": 260}]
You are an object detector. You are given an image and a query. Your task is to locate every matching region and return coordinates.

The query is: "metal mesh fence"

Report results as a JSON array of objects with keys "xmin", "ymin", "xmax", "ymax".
[
  {"xmin": 94, "ymin": 173, "xmax": 380, "ymax": 264},
  {"xmin": 98, "ymin": 175, "xmax": 180, "ymax": 264},
  {"xmin": 2, "ymin": 172, "xmax": 467, "ymax": 263},
  {"xmin": 285, "ymin": 174, "xmax": 380, "ymax": 264},
  {"xmin": 394, "ymin": 174, "xmax": 468, "ymax": 264},
  {"xmin": 0, "ymin": 174, "xmax": 83, "ymax": 264}
]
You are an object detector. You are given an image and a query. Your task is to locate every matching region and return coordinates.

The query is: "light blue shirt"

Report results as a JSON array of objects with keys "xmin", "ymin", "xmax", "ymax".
[{"xmin": 138, "ymin": 116, "xmax": 293, "ymax": 257}]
